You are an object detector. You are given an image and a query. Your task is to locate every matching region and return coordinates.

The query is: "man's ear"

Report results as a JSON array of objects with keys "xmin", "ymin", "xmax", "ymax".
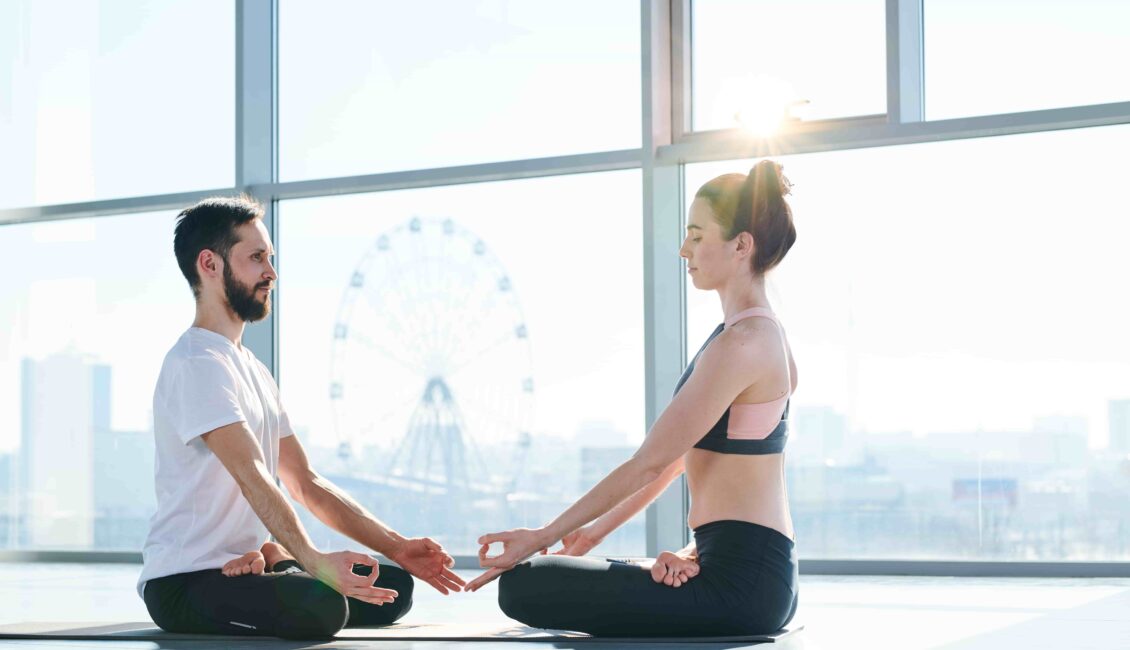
[{"xmin": 197, "ymin": 249, "xmax": 221, "ymax": 282}]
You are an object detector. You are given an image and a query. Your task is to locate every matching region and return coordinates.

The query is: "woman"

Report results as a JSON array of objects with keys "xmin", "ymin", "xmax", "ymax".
[{"xmin": 466, "ymin": 160, "xmax": 799, "ymax": 637}]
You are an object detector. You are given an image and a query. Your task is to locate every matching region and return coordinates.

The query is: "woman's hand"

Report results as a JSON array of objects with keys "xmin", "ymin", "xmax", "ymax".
[
  {"xmin": 553, "ymin": 527, "xmax": 601, "ymax": 557},
  {"xmin": 650, "ymin": 550, "xmax": 699, "ymax": 588},
  {"xmin": 465, "ymin": 527, "xmax": 552, "ymax": 592}
]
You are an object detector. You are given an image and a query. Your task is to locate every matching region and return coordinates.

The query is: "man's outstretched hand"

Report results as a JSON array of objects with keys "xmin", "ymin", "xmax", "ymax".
[{"xmin": 389, "ymin": 537, "xmax": 466, "ymax": 594}]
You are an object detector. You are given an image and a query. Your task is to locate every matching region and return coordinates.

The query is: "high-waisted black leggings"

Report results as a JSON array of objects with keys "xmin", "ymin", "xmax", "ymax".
[
  {"xmin": 498, "ymin": 520, "xmax": 797, "ymax": 637},
  {"xmin": 143, "ymin": 559, "xmax": 413, "ymax": 639}
]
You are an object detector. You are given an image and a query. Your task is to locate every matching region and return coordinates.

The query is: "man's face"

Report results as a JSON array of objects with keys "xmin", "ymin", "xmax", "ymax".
[{"xmin": 222, "ymin": 220, "xmax": 276, "ymax": 322}]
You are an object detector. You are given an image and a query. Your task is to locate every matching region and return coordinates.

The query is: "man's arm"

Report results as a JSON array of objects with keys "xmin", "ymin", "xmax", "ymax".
[
  {"xmin": 278, "ymin": 434, "xmax": 465, "ymax": 594},
  {"xmin": 201, "ymin": 422, "xmax": 397, "ymax": 605}
]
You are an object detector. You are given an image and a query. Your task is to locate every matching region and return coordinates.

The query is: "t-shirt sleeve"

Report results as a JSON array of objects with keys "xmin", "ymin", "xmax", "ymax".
[
  {"xmin": 165, "ymin": 355, "xmax": 248, "ymax": 445},
  {"xmin": 254, "ymin": 356, "xmax": 295, "ymax": 439},
  {"xmin": 278, "ymin": 402, "xmax": 296, "ymax": 439}
]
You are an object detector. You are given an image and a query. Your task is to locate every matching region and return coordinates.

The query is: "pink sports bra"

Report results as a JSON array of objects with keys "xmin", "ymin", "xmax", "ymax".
[{"xmin": 673, "ymin": 307, "xmax": 791, "ymax": 455}]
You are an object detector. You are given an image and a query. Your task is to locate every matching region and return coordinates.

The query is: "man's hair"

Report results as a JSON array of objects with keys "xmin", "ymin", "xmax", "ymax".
[{"xmin": 173, "ymin": 195, "xmax": 265, "ymax": 298}]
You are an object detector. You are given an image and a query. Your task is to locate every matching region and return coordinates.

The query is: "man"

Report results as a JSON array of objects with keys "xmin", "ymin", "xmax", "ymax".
[{"xmin": 138, "ymin": 196, "xmax": 465, "ymax": 639}]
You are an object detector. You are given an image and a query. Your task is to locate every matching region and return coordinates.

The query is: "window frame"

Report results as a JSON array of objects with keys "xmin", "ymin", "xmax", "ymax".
[{"xmin": 2, "ymin": 0, "xmax": 1129, "ymax": 577}]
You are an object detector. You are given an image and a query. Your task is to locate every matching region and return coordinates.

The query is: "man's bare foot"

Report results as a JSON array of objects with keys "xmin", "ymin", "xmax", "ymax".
[
  {"xmin": 261, "ymin": 541, "xmax": 296, "ymax": 572},
  {"xmin": 222, "ymin": 551, "xmax": 266, "ymax": 577}
]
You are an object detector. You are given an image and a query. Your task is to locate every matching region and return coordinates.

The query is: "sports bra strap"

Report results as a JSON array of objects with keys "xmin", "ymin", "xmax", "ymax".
[{"xmin": 725, "ymin": 307, "xmax": 779, "ymax": 329}]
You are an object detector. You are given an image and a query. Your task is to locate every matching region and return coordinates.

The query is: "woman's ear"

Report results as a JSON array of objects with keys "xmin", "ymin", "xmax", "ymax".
[{"xmin": 734, "ymin": 231, "xmax": 756, "ymax": 260}]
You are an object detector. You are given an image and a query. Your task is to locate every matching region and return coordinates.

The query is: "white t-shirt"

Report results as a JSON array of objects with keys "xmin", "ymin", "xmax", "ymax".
[{"xmin": 137, "ymin": 327, "xmax": 294, "ymax": 597}]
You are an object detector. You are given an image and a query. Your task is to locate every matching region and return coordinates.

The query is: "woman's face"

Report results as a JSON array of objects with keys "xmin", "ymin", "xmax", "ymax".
[{"xmin": 680, "ymin": 198, "xmax": 739, "ymax": 291}]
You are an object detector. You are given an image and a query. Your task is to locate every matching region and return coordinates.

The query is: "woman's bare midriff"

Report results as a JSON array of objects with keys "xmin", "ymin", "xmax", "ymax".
[{"xmin": 685, "ymin": 448, "xmax": 794, "ymax": 540}]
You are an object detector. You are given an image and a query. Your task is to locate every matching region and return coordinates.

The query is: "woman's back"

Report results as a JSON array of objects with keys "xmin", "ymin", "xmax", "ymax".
[{"xmin": 685, "ymin": 310, "xmax": 796, "ymax": 539}]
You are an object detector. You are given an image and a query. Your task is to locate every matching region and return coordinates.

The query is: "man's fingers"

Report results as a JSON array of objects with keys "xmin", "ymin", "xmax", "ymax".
[
  {"xmin": 650, "ymin": 561, "xmax": 667, "ymax": 583},
  {"xmin": 352, "ymin": 585, "xmax": 397, "ymax": 600},
  {"xmin": 440, "ymin": 567, "xmax": 467, "ymax": 587},
  {"xmin": 425, "ymin": 577, "xmax": 449, "ymax": 595},
  {"xmin": 348, "ymin": 552, "xmax": 378, "ymax": 568},
  {"xmin": 438, "ymin": 575, "xmax": 463, "ymax": 593},
  {"xmin": 438, "ymin": 570, "xmax": 465, "ymax": 590}
]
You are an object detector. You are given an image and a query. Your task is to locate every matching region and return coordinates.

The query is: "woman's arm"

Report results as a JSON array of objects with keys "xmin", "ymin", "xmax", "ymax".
[
  {"xmin": 558, "ymin": 458, "xmax": 685, "ymax": 555},
  {"xmin": 474, "ymin": 325, "xmax": 774, "ymax": 576}
]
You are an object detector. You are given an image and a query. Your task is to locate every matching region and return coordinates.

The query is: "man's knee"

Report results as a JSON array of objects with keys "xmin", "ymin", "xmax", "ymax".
[
  {"xmin": 276, "ymin": 579, "xmax": 348, "ymax": 639},
  {"xmin": 381, "ymin": 565, "xmax": 415, "ymax": 622}
]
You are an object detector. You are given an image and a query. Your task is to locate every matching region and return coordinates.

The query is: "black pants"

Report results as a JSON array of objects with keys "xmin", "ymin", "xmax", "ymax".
[
  {"xmin": 498, "ymin": 520, "xmax": 798, "ymax": 637},
  {"xmin": 143, "ymin": 560, "xmax": 414, "ymax": 639}
]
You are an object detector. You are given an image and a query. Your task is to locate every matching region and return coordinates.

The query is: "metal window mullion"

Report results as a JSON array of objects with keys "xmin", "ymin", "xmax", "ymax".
[
  {"xmin": 887, "ymin": 0, "xmax": 925, "ymax": 123},
  {"xmin": 656, "ymin": 100, "xmax": 1130, "ymax": 165},
  {"xmin": 643, "ymin": 0, "xmax": 688, "ymax": 558},
  {"xmin": 0, "ymin": 150, "xmax": 644, "ymax": 227},
  {"xmin": 236, "ymin": 0, "xmax": 278, "ymax": 376},
  {"xmin": 670, "ymin": 0, "xmax": 692, "ymax": 140}
]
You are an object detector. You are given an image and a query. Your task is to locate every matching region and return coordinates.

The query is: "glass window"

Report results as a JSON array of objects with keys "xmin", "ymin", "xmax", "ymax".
[
  {"xmin": 691, "ymin": 0, "xmax": 886, "ymax": 132},
  {"xmin": 0, "ymin": 212, "xmax": 195, "ymax": 550},
  {"xmin": 0, "ymin": 0, "xmax": 235, "ymax": 209},
  {"xmin": 685, "ymin": 124, "xmax": 1130, "ymax": 560},
  {"xmin": 925, "ymin": 0, "xmax": 1130, "ymax": 120},
  {"xmin": 278, "ymin": 0, "xmax": 641, "ymax": 181},
  {"xmin": 278, "ymin": 170, "xmax": 645, "ymax": 556}
]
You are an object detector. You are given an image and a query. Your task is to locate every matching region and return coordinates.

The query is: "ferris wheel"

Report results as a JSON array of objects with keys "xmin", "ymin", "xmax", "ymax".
[{"xmin": 328, "ymin": 216, "xmax": 534, "ymax": 492}]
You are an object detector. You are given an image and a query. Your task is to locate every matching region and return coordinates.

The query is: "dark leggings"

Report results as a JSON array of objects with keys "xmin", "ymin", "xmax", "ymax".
[
  {"xmin": 498, "ymin": 520, "xmax": 797, "ymax": 637},
  {"xmin": 143, "ymin": 560, "xmax": 414, "ymax": 639}
]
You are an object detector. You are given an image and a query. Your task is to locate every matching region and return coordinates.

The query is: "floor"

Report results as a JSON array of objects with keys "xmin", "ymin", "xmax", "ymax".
[{"xmin": 0, "ymin": 563, "xmax": 1128, "ymax": 649}]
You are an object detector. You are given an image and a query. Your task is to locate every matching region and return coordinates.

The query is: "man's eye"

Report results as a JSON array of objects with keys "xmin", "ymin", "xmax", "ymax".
[{"xmin": 693, "ymin": 238, "xmax": 701, "ymax": 243}]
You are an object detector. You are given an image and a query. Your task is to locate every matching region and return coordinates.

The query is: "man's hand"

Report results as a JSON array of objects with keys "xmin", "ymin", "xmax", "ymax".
[
  {"xmin": 305, "ymin": 550, "xmax": 398, "ymax": 605},
  {"xmin": 388, "ymin": 537, "xmax": 465, "ymax": 595},
  {"xmin": 650, "ymin": 550, "xmax": 699, "ymax": 588}
]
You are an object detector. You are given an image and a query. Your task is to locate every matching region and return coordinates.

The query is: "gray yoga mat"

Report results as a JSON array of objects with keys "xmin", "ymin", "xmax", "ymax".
[{"xmin": 0, "ymin": 620, "xmax": 802, "ymax": 643}]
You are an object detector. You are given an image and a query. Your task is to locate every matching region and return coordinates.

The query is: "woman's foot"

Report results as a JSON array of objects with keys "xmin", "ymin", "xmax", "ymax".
[
  {"xmin": 221, "ymin": 550, "xmax": 266, "ymax": 577},
  {"xmin": 261, "ymin": 540, "xmax": 297, "ymax": 572}
]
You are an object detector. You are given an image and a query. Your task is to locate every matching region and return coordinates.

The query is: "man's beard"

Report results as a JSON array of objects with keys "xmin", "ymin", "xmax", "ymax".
[{"xmin": 223, "ymin": 261, "xmax": 272, "ymax": 322}]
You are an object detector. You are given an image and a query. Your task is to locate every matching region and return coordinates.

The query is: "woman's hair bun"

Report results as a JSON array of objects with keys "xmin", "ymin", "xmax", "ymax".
[{"xmin": 749, "ymin": 160, "xmax": 792, "ymax": 199}]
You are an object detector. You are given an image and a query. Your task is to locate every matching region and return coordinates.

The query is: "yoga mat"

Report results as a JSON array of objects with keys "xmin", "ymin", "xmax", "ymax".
[{"xmin": 0, "ymin": 620, "xmax": 802, "ymax": 643}]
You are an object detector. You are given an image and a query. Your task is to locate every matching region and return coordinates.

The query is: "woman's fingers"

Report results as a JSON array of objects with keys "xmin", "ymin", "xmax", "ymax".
[
  {"xmin": 466, "ymin": 567, "xmax": 505, "ymax": 592},
  {"xmin": 477, "ymin": 532, "xmax": 508, "ymax": 546}
]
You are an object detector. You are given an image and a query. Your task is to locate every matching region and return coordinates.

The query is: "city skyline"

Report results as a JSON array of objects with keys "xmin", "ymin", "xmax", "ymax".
[{"xmin": 2, "ymin": 348, "xmax": 1126, "ymax": 560}]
